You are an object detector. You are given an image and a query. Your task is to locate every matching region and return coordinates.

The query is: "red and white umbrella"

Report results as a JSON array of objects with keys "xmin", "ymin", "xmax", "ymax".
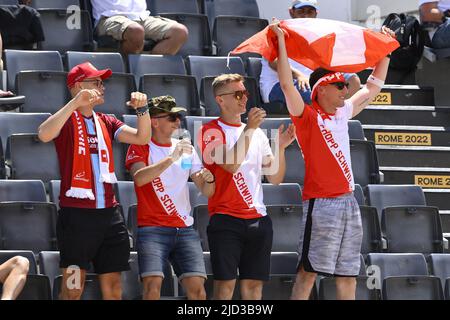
[{"xmin": 231, "ymin": 18, "xmax": 400, "ymax": 73}]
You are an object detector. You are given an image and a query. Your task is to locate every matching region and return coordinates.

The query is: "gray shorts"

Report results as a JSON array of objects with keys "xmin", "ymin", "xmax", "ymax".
[{"xmin": 297, "ymin": 193, "xmax": 363, "ymax": 277}]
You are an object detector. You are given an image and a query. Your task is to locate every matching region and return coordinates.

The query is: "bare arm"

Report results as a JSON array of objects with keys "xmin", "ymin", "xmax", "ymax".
[
  {"xmin": 420, "ymin": 2, "xmax": 444, "ymax": 23},
  {"xmin": 264, "ymin": 123, "xmax": 295, "ymax": 185},
  {"xmin": 270, "ymin": 19, "xmax": 305, "ymax": 117},
  {"xmin": 129, "ymin": 140, "xmax": 192, "ymax": 187},
  {"xmin": 211, "ymin": 107, "xmax": 265, "ymax": 174},
  {"xmin": 38, "ymin": 89, "xmax": 101, "ymax": 143},
  {"xmin": 191, "ymin": 168, "xmax": 215, "ymax": 198},
  {"xmin": 116, "ymin": 92, "xmax": 151, "ymax": 145},
  {"xmin": 349, "ymin": 26, "xmax": 396, "ymax": 117}
]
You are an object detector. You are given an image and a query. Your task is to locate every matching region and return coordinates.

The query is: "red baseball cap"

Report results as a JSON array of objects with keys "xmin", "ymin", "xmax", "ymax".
[{"xmin": 67, "ymin": 62, "xmax": 112, "ymax": 88}]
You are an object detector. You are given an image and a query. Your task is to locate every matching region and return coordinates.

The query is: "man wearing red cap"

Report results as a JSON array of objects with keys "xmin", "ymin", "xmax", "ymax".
[
  {"xmin": 270, "ymin": 19, "xmax": 395, "ymax": 300},
  {"xmin": 38, "ymin": 62, "xmax": 151, "ymax": 300}
]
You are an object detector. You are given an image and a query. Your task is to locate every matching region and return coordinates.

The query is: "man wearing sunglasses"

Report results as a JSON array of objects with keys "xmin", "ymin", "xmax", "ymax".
[
  {"xmin": 270, "ymin": 19, "xmax": 395, "ymax": 300},
  {"xmin": 126, "ymin": 95, "xmax": 215, "ymax": 300},
  {"xmin": 259, "ymin": 0, "xmax": 361, "ymax": 106},
  {"xmin": 38, "ymin": 62, "xmax": 151, "ymax": 300},
  {"xmin": 199, "ymin": 74, "xmax": 296, "ymax": 300}
]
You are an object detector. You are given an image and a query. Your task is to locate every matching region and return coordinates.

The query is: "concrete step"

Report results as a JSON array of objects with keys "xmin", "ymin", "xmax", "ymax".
[
  {"xmin": 355, "ymin": 105, "xmax": 450, "ymax": 127},
  {"xmin": 380, "ymin": 166, "xmax": 450, "ymax": 186},
  {"xmin": 370, "ymin": 85, "xmax": 434, "ymax": 106},
  {"xmin": 424, "ymin": 189, "xmax": 450, "ymax": 211},
  {"xmin": 376, "ymin": 146, "xmax": 450, "ymax": 168},
  {"xmin": 363, "ymin": 125, "xmax": 450, "ymax": 147}
]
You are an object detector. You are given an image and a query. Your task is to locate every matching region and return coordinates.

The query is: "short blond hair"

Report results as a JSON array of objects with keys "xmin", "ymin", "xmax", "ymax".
[{"xmin": 212, "ymin": 73, "xmax": 244, "ymax": 96}]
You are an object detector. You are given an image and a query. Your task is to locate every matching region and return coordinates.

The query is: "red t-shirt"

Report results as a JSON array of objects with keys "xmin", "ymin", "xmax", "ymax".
[
  {"xmin": 54, "ymin": 113, "xmax": 124, "ymax": 209},
  {"xmin": 291, "ymin": 102, "xmax": 355, "ymax": 200}
]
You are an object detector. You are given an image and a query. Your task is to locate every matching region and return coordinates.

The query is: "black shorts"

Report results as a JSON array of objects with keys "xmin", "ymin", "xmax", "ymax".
[
  {"xmin": 206, "ymin": 214, "xmax": 273, "ymax": 281},
  {"xmin": 57, "ymin": 206, "xmax": 130, "ymax": 274}
]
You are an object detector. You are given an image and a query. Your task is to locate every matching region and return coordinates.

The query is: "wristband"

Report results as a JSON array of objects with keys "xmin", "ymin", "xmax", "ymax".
[
  {"xmin": 136, "ymin": 106, "xmax": 149, "ymax": 117},
  {"xmin": 367, "ymin": 75, "xmax": 385, "ymax": 88}
]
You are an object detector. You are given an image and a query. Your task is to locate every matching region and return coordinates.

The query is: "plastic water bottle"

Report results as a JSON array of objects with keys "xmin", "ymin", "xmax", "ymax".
[{"xmin": 174, "ymin": 129, "xmax": 192, "ymax": 170}]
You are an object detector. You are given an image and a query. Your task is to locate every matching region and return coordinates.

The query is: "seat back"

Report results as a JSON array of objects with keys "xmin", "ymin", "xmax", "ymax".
[
  {"xmin": 15, "ymin": 275, "xmax": 52, "ymax": 300},
  {"xmin": 16, "ymin": 71, "xmax": 69, "ymax": 113},
  {"xmin": 115, "ymin": 181, "xmax": 137, "ymax": 225},
  {"xmin": 6, "ymin": 134, "xmax": 60, "ymax": 182},
  {"xmin": 66, "ymin": 51, "xmax": 125, "ymax": 73},
  {"xmin": 121, "ymin": 252, "xmax": 143, "ymax": 300},
  {"xmin": 205, "ymin": 0, "xmax": 260, "ymax": 29},
  {"xmin": 140, "ymin": 74, "xmax": 200, "ymax": 115},
  {"xmin": 350, "ymin": 140, "xmax": 380, "ymax": 187},
  {"xmin": 382, "ymin": 206, "xmax": 443, "ymax": 254},
  {"xmin": 48, "ymin": 180, "xmax": 60, "ymax": 209},
  {"xmin": 53, "ymin": 274, "xmax": 102, "ymax": 300},
  {"xmin": 186, "ymin": 55, "xmax": 245, "ymax": 89},
  {"xmin": 367, "ymin": 184, "xmax": 427, "ymax": 220},
  {"xmin": 0, "ymin": 202, "xmax": 58, "ymax": 253},
  {"xmin": 246, "ymin": 57, "xmax": 262, "ymax": 83},
  {"xmin": 128, "ymin": 54, "xmax": 186, "ymax": 86},
  {"xmin": 4, "ymin": 49, "xmax": 63, "ymax": 90},
  {"xmin": 37, "ymin": 9, "xmax": 93, "ymax": 53},
  {"xmin": 319, "ymin": 276, "xmax": 381, "ymax": 300},
  {"xmin": 213, "ymin": 16, "xmax": 267, "ymax": 56},
  {"xmin": 30, "ymin": 0, "xmax": 80, "ymax": 9},
  {"xmin": 354, "ymin": 184, "xmax": 365, "ymax": 205},
  {"xmin": 382, "ymin": 276, "xmax": 444, "ymax": 300},
  {"xmin": 0, "ymin": 180, "xmax": 47, "ymax": 202},
  {"xmin": 366, "ymin": 253, "xmax": 428, "ymax": 285},
  {"xmin": 160, "ymin": 13, "xmax": 212, "ymax": 56},
  {"xmin": 430, "ymin": 254, "xmax": 450, "ymax": 290},
  {"xmin": 146, "ymin": 0, "xmax": 199, "ymax": 14},
  {"xmin": 360, "ymin": 206, "xmax": 383, "ymax": 254},
  {"xmin": 263, "ymin": 252, "xmax": 298, "ymax": 300},
  {"xmin": 348, "ymin": 120, "xmax": 365, "ymax": 140},
  {"xmin": 94, "ymin": 74, "xmax": 136, "ymax": 117},
  {"xmin": 192, "ymin": 205, "xmax": 209, "ymax": 250}
]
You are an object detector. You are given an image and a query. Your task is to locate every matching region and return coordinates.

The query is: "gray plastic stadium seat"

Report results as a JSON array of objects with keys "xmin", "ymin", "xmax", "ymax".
[
  {"xmin": 4, "ymin": 49, "xmax": 63, "ymax": 91},
  {"xmin": 0, "ymin": 145, "xmax": 4, "ymax": 179},
  {"xmin": 38, "ymin": 251, "xmax": 64, "ymax": 290},
  {"xmin": 94, "ymin": 74, "xmax": 136, "ymax": 118},
  {"xmin": 445, "ymin": 279, "xmax": 450, "ymax": 300},
  {"xmin": 430, "ymin": 254, "xmax": 450, "ymax": 291},
  {"xmin": 360, "ymin": 206, "xmax": 383, "ymax": 254},
  {"xmin": 354, "ymin": 184, "xmax": 365, "ymax": 205},
  {"xmin": 319, "ymin": 276, "xmax": 381, "ymax": 300},
  {"xmin": 263, "ymin": 184, "xmax": 302, "ymax": 252},
  {"xmin": 283, "ymin": 143, "xmax": 305, "ymax": 185},
  {"xmin": 115, "ymin": 181, "xmax": 137, "ymax": 226},
  {"xmin": 0, "ymin": 0, "xmax": 19, "ymax": 4},
  {"xmin": 382, "ymin": 206, "xmax": 444, "ymax": 254},
  {"xmin": 366, "ymin": 253, "xmax": 428, "ymax": 288},
  {"xmin": 113, "ymin": 140, "xmax": 129, "ymax": 181},
  {"xmin": 66, "ymin": 51, "xmax": 125, "ymax": 73},
  {"xmin": 48, "ymin": 180, "xmax": 60, "ymax": 209},
  {"xmin": 189, "ymin": 181, "xmax": 208, "ymax": 208},
  {"xmin": 160, "ymin": 13, "xmax": 212, "ymax": 56},
  {"xmin": 128, "ymin": 54, "xmax": 186, "ymax": 87},
  {"xmin": 140, "ymin": 74, "xmax": 201, "ymax": 115},
  {"xmin": 205, "ymin": 0, "xmax": 260, "ymax": 29},
  {"xmin": 5, "ymin": 134, "xmax": 60, "ymax": 182},
  {"xmin": 246, "ymin": 57, "xmax": 262, "ymax": 82},
  {"xmin": 146, "ymin": 0, "xmax": 199, "ymax": 14},
  {"xmin": 263, "ymin": 252, "xmax": 298, "ymax": 300},
  {"xmin": 349, "ymin": 140, "xmax": 380, "ymax": 187},
  {"xmin": 213, "ymin": 16, "xmax": 268, "ymax": 56},
  {"xmin": 367, "ymin": 184, "xmax": 427, "ymax": 221},
  {"xmin": 0, "ymin": 180, "xmax": 47, "ymax": 202},
  {"xmin": 192, "ymin": 205, "xmax": 209, "ymax": 251},
  {"xmin": 53, "ymin": 274, "xmax": 102, "ymax": 300},
  {"xmin": 121, "ymin": 252, "xmax": 143, "ymax": 300},
  {"xmin": 0, "ymin": 250, "xmax": 38, "ymax": 274},
  {"xmin": 186, "ymin": 55, "xmax": 246, "ymax": 90},
  {"xmin": 30, "ymin": 0, "xmax": 80, "ymax": 9},
  {"xmin": 200, "ymin": 76, "xmax": 258, "ymax": 116},
  {"xmin": 348, "ymin": 120, "xmax": 365, "ymax": 140},
  {"xmin": 37, "ymin": 9, "xmax": 93, "ymax": 53},
  {"xmin": 382, "ymin": 276, "xmax": 443, "ymax": 300},
  {"xmin": 0, "ymin": 202, "xmax": 58, "ymax": 253}
]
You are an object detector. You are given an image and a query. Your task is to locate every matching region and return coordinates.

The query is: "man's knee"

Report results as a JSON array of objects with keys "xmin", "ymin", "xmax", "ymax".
[
  {"xmin": 142, "ymin": 277, "xmax": 163, "ymax": 299},
  {"xmin": 166, "ymin": 23, "xmax": 188, "ymax": 43},
  {"xmin": 12, "ymin": 256, "xmax": 30, "ymax": 274},
  {"xmin": 298, "ymin": 267, "xmax": 317, "ymax": 284},
  {"xmin": 186, "ymin": 285, "xmax": 207, "ymax": 300},
  {"xmin": 214, "ymin": 280, "xmax": 236, "ymax": 300},
  {"xmin": 123, "ymin": 23, "xmax": 145, "ymax": 43}
]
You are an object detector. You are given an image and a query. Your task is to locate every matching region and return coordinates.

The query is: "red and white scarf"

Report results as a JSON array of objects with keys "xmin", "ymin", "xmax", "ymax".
[{"xmin": 65, "ymin": 111, "xmax": 117, "ymax": 200}]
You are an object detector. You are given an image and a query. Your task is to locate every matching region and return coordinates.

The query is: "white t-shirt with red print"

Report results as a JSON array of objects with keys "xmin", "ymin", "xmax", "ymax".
[
  {"xmin": 199, "ymin": 118, "xmax": 273, "ymax": 220},
  {"xmin": 291, "ymin": 100, "xmax": 355, "ymax": 201},
  {"xmin": 125, "ymin": 138, "xmax": 203, "ymax": 228}
]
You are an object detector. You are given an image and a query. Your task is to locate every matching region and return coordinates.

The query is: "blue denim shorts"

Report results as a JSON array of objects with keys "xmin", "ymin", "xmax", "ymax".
[
  {"xmin": 269, "ymin": 73, "xmax": 357, "ymax": 105},
  {"xmin": 136, "ymin": 226, "xmax": 206, "ymax": 281}
]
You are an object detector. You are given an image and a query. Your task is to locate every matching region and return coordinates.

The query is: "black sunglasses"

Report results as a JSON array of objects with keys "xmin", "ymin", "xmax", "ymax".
[
  {"xmin": 218, "ymin": 90, "xmax": 250, "ymax": 101},
  {"xmin": 82, "ymin": 79, "xmax": 104, "ymax": 87},
  {"xmin": 331, "ymin": 82, "xmax": 350, "ymax": 90},
  {"xmin": 152, "ymin": 113, "xmax": 183, "ymax": 122}
]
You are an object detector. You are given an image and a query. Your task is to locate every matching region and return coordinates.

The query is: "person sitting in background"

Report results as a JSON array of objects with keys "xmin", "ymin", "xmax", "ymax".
[
  {"xmin": 91, "ymin": 0, "xmax": 188, "ymax": 56},
  {"xmin": 0, "ymin": 33, "xmax": 15, "ymax": 98},
  {"xmin": 419, "ymin": 0, "xmax": 450, "ymax": 49},
  {"xmin": 259, "ymin": 0, "xmax": 361, "ymax": 106},
  {"xmin": 0, "ymin": 256, "xmax": 29, "ymax": 300}
]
